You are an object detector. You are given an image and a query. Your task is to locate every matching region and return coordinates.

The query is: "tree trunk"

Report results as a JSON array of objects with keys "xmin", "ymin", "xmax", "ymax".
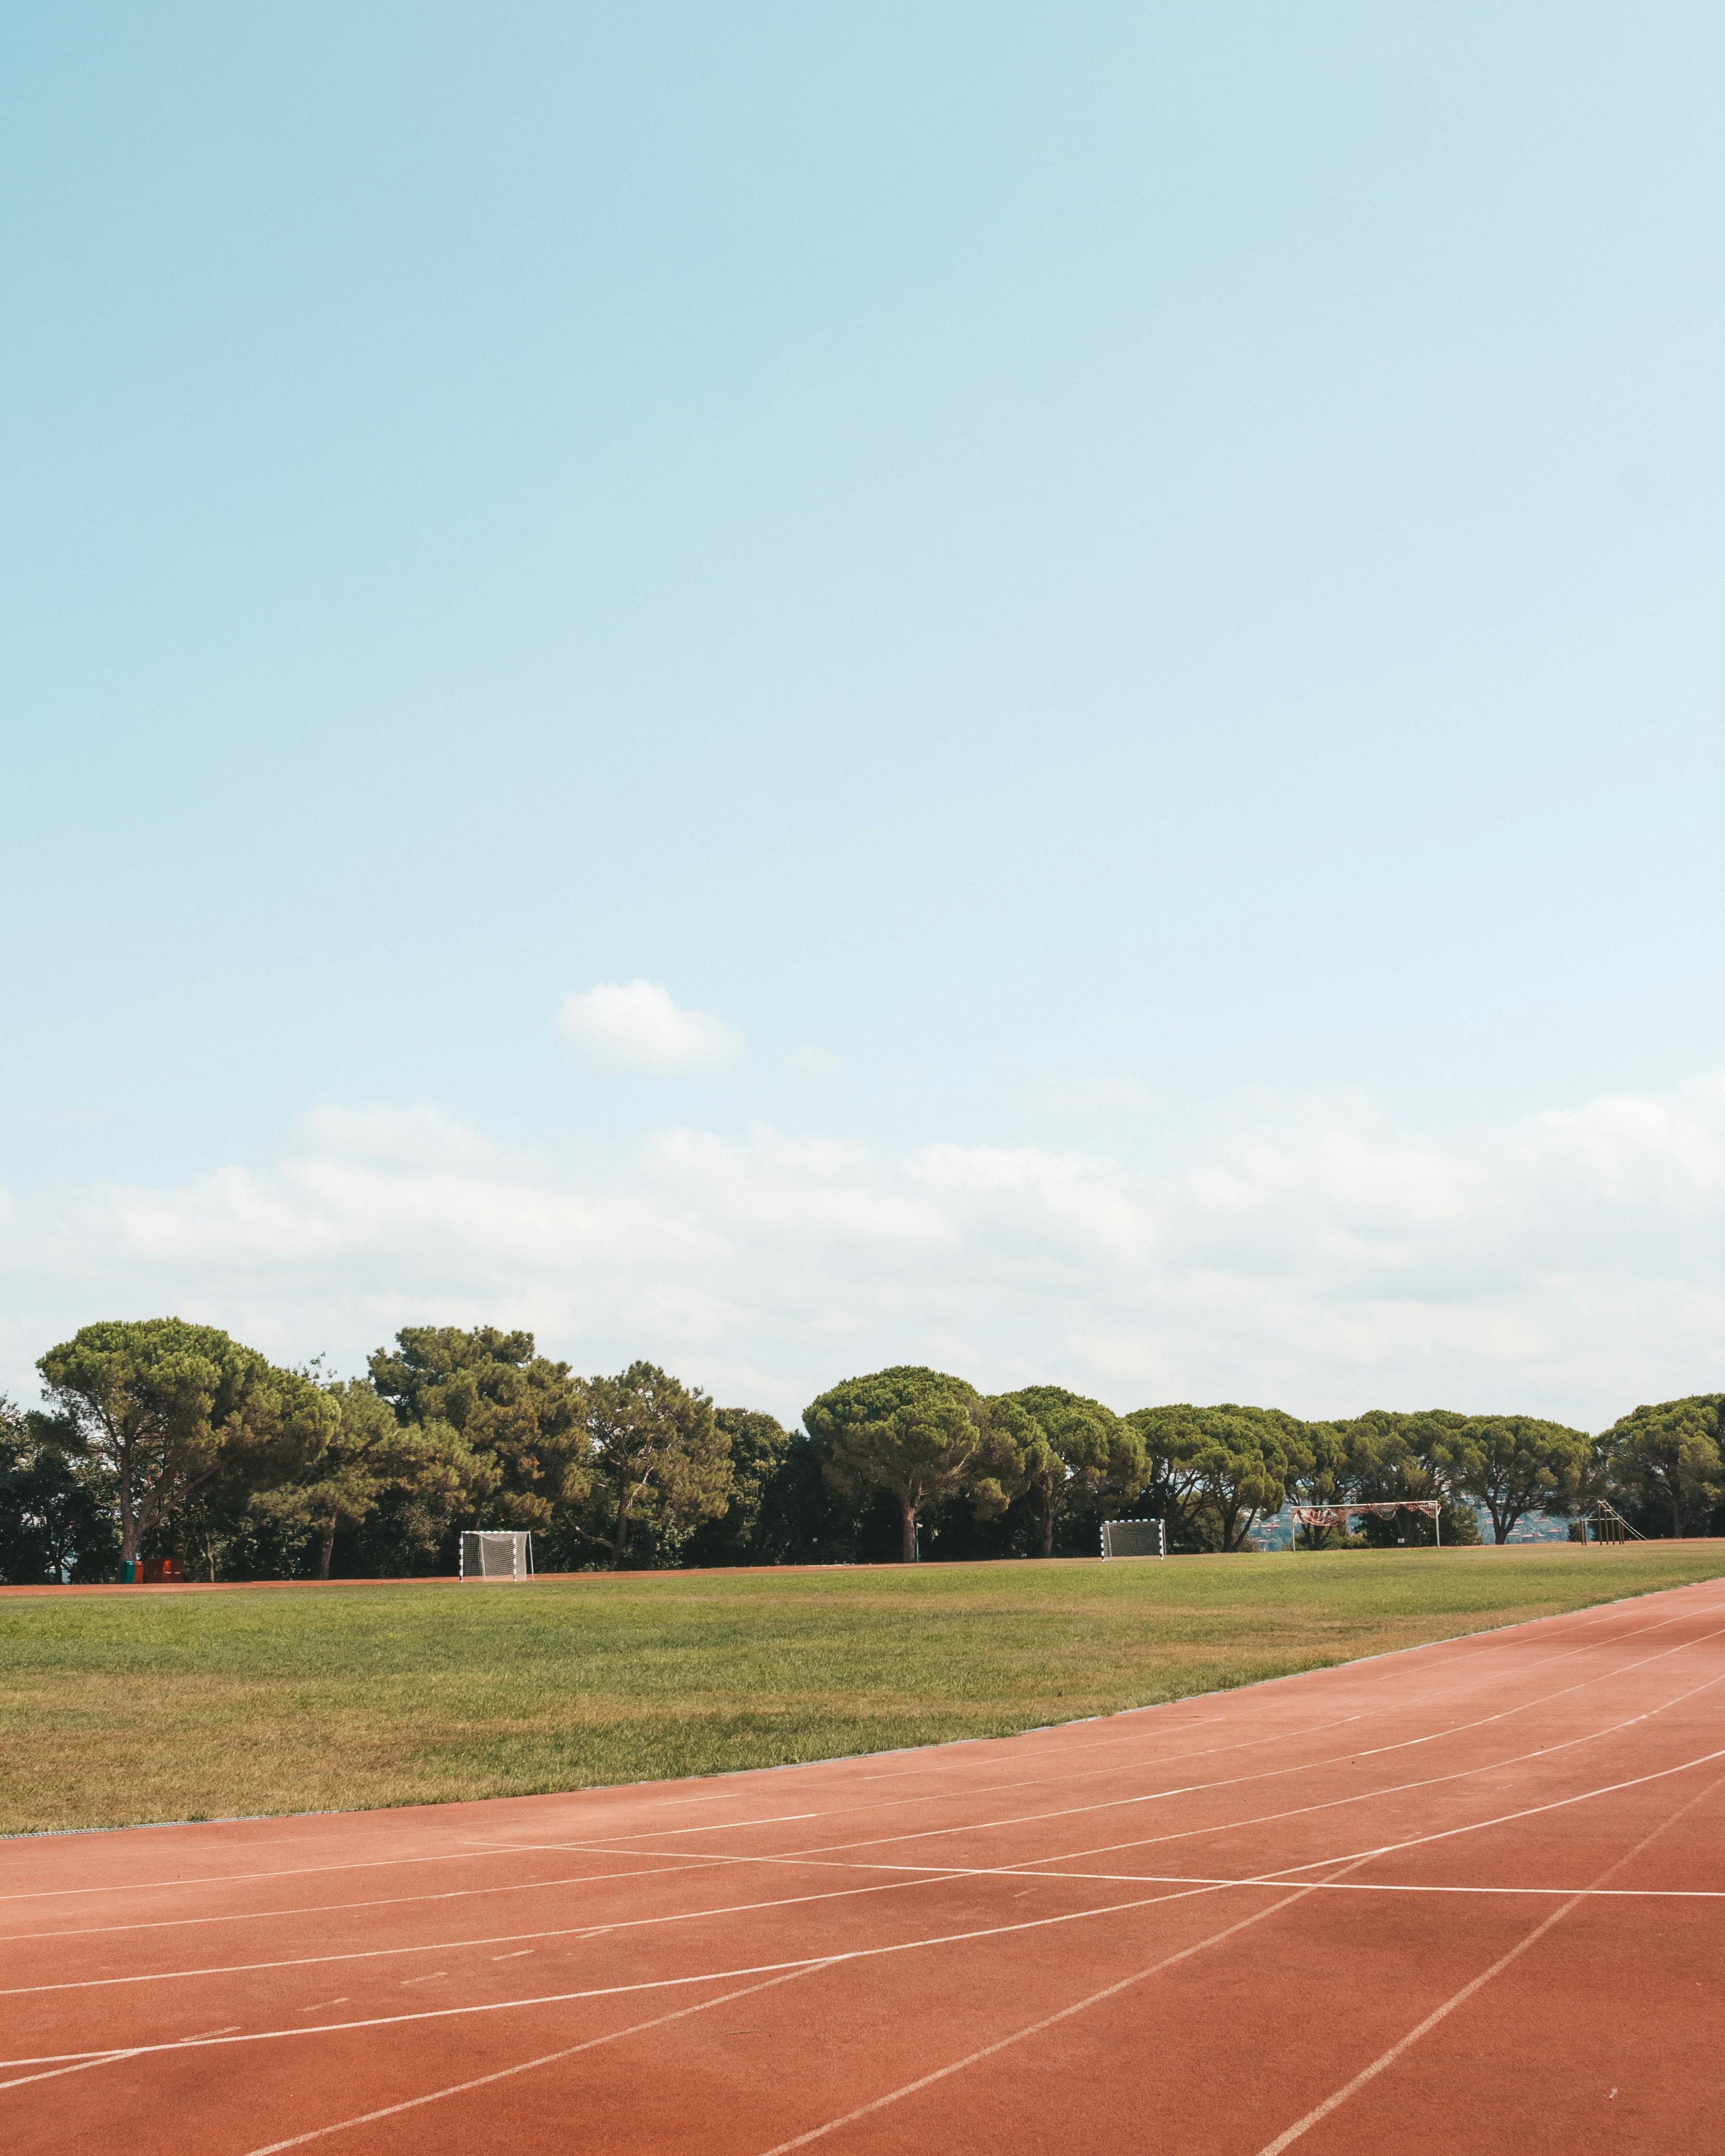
[
  {"xmin": 319, "ymin": 1515, "xmax": 338, "ymax": 1580},
  {"xmin": 900, "ymin": 1497, "xmax": 918, "ymax": 1563},
  {"xmin": 119, "ymin": 1448, "xmax": 137, "ymax": 1569},
  {"xmin": 1039, "ymin": 1488, "xmax": 1054, "ymax": 1559},
  {"xmin": 609, "ymin": 1489, "xmax": 631, "ymax": 1569}
]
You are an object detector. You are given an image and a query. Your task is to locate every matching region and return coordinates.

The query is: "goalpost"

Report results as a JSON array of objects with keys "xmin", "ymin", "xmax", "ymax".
[
  {"xmin": 1101, "ymin": 1518, "xmax": 1166, "ymax": 1560},
  {"xmin": 1288, "ymin": 1500, "xmax": 1442, "ymax": 1549},
  {"xmin": 459, "ymin": 1530, "xmax": 534, "ymax": 1582}
]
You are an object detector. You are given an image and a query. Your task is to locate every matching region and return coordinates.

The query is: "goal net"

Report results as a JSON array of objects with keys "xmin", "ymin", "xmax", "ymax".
[
  {"xmin": 1101, "ymin": 1518, "xmax": 1166, "ymax": 1560},
  {"xmin": 459, "ymin": 1530, "xmax": 533, "ymax": 1581}
]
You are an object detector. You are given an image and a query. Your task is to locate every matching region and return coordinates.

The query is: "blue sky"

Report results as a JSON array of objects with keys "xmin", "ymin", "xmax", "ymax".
[{"xmin": 5, "ymin": 4, "xmax": 1724, "ymax": 1423}]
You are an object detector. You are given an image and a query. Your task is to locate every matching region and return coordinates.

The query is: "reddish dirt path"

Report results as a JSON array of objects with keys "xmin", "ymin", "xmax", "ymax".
[{"xmin": 5, "ymin": 1573, "xmax": 1725, "ymax": 2154}]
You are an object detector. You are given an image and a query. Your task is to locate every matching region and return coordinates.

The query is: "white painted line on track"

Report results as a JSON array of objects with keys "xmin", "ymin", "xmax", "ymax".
[
  {"xmin": 743, "ymin": 1746, "xmax": 1725, "ymax": 2156},
  {"xmin": 0, "ymin": 1873, "xmax": 1275, "ymax": 2079},
  {"xmin": 0, "ymin": 1855, "xmax": 732, "ymax": 1947},
  {"xmin": 458, "ymin": 1709, "xmax": 1375, "ymax": 1859},
  {"xmin": 751, "ymin": 1859, "xmax": 1725, "ymax": 1901},
  {"xmin": 243, "ymin": 1963, "xmax": 835, "ymax": 2154},
  {"xmin": 0, "ymin": 1814, "xmax": 829, "ymax": 1907},
  {"xmin": 748, "ymin": 1882, "xmax": 1327, "ymax": 2155},
  {"xmin": 1250, "ymin": 1728, "xmax": 1725, "ymax": 1882},
  {"xmin": 0, "ymin": 1870, "xmax": 961, "ymax": 1996},
  {"xmin": 1251, "ymin": 1771, "xmax": 1725, "ymax": 2154}
]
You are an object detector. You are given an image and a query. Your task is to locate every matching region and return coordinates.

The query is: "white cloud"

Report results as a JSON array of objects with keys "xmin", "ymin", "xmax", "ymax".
[
  {"xmin": 1023, "ymin": 1075, "xmax": 1158, "ymax": 1114},
  {"xmin": 557, "ymin": 980, "xmax": 742, "ymax": 1072},
  {"xmin": 787, "ymin": 1044, "xmax": 843, "ymax": 1080},
  {"xmin": 6, "ymin": 1076, "xmax": 1725, "ymax": 1428}
]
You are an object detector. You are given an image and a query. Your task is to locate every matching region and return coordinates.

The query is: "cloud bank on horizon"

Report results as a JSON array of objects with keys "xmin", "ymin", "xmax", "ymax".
[{"xmin": 5, "ymin": 1052, "xmax": 1722, "ymax": 1432}]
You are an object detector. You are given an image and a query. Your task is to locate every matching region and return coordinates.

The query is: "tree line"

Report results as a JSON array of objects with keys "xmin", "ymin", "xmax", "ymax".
[{"xmin": 2, "ymin": 1317, "xmax": 1722, "ymax": 1584}]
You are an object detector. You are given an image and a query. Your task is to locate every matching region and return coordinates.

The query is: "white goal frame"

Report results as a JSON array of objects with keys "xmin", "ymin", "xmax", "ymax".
[
  {"xmin": 459, "ymin": 1530, "xmax": 534, "ymax": 1582},
  {"xmin": 1101, "ymin": 1518, "xmax": 1166, "ymax": 1560},
  {"xmin": 1288, "ymin": 1500, "xmax": 1441, "ymax": 1548}
]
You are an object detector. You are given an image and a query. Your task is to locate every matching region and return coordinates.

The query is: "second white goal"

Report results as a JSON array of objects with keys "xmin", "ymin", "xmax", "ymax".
[
  {"xmin": 459, "ymin": 1530, "xmax": 534, "ymax": 1581},
  {"xmin": 1100, "ymin": 1518, "xmax": 1166, "ymax": 1560}
]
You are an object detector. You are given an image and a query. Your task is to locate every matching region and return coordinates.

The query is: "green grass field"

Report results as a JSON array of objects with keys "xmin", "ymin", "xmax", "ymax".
[{"xmin": 4, "ymin": 1543, "xmax": 1723, "ymax": 1837}]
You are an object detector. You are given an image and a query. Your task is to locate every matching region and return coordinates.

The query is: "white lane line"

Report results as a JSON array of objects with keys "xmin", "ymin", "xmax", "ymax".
[
  {"xmin": 399, "ymin": 1973, "xmax": 446, "ymax": 1985},
  {"xmin": 0, "ymin": 1874, "xmax": 1263, "ymax": 2078},
  {"xmin": 871, "ymin": 1866, "xmax": 1725, "ymax": 1902},
  {"xmin": 1252, "ymin": 1771, "xmax": 1725, "ymax": 2154},
  {"xmin": 951, "ymin": 1595, "xmax": 1705, "ymax": 1778},
  {"xmin": 749, "ymin": 1882, "xmax": 1327, "ymax": 2155},
  {"xmin": 243, "ymin": 1962, "xmax": 834, "ymax": 2155},
  {"xmin": 746, "ymin": 1754, "xmax": 1725, "ymax": 2156},
  {"xmin": 0, "ymin": 2051, "xmax": 143, "ymax": 2093},
  {"xmin": 1249, "ymin": 1729, "xmax": 1725, "ymax": 1883},
  {"xmin": 0, "ymin": 1870, "xmax": 958, "ymax": 1996},
  {"xmin": 297, "ymin": 2001, "xmax": 348, "ymax": 2012},
  {"xmin": 0, "ymin": 1814, "xmax": 829, "ymax": 1908},
  {"xmin": 1, "ymin": 1855, "xmax": 729, "ymax": 1948},
  {"xmin": 376, "ymin": 1718, "xmax": 1378, "ymax": 1865}
]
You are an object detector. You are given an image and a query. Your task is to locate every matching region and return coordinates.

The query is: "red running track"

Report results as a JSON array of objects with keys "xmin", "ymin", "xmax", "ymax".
[{"xmin": 6, "ymin": 1575, "xmax": 1725, "ymax": 2154}]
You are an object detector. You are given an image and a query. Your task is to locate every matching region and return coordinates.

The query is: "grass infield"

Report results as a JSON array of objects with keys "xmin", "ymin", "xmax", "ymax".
[{"xmin": 4, "ymin": 1542, "xmax": 1724, "ymax": 1837}]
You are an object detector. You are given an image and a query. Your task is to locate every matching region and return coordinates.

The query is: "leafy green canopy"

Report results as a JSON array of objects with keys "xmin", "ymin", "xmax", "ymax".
[
  {"xmin": 253, "ymin": 1377, "xmax": 472, "ymax": 1580},
  {"xmin": 0, "ymin": 1398, "xmax": 118, "ymax": 1584},
  {"xmin": 1288, "ymin": 1410, "xmax": 1581, "ymax": 1547},
  {"xmin": 1128, "ymin": 1403, "xmax": 1309, "ymax": 1553},
  {"xmin": 368, "ymin": 1332, "xmax": 736, "ymax": 1570},
  {"xmin": 369, "ymin": 1325, "xmax": 591, "ymax": 1532},
  {"xmin": 569, "ymin": 1361, "xmax": 733, "ymax": 1567},
  {"xmin": 991, "ymin": 1386, "xmax": 1144, "ymax": 1557},
  {"xmin": 37, "ymin": 1318, "xmax": 333, "ymax": 1566},
  {"xmin": 682, "ymin": 1410, "xmax": 792, "ymax": 1567},
  {"xmin": 1600, "ymin": 1396, "xmax": 1725, "ymax": 1539},
  {"xmin": 1435, "ymin": 1414, "xmax": 1591, "ymax": 1543},
  {"xmin": 805, "ymin": 1366, "xmax": 1001, "ymax": 1562}
]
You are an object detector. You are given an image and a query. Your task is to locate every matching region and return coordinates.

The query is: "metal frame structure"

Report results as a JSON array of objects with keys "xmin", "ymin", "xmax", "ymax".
[
  {"xmin": 458, "ymin": 1530, "xmax": 535, "ymax": 1581},
  {"xmin": 1100, "ymin": 1518, "xmax": 1167, "ymax": 1560},
  {"xmin": 1574, "ymin": 1497, "xmax": 1645, "ymax": 1546},
  {"xmin": 1288, "ymin": 1498, "xmax": 1442, "ymax": 1548}
]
